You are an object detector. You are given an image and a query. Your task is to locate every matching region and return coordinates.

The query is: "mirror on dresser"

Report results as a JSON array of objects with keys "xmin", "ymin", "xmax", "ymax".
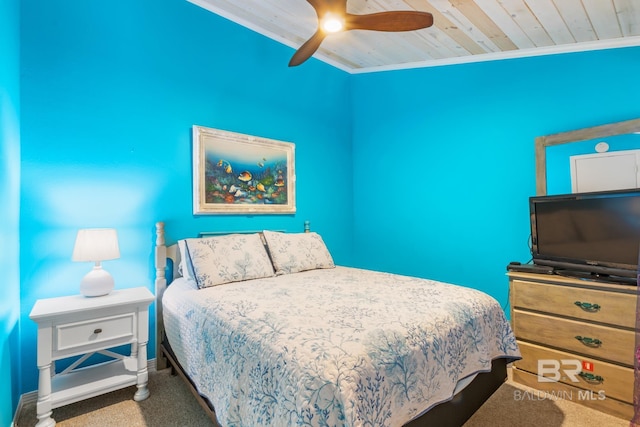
[{"xmin": 535, "ymin": 118, "xmax": 640, "ymax": 195}]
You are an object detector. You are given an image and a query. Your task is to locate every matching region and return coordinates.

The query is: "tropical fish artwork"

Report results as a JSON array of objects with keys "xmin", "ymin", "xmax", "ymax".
[
  {"xmin": 204, "ymin": 153, "xmax": 288, "ymax": 205},
  {"xmin": 216, "ymin": 159, "xmax": 233, "ymax": 174},
  {"xmin": 238, "ymin": 171, "xmax": 252, "ymax": 182}
]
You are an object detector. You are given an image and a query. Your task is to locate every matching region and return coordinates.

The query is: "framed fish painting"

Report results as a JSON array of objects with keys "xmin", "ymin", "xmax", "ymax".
[{"xmin": 192, "ymin": 125, "xmax": 296, "ymax": 214}]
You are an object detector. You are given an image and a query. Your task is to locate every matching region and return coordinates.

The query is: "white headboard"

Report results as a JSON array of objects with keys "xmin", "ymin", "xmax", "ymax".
[{"xmin": 153, "ymin": 220, "xmax": 310, "ymax": 369}]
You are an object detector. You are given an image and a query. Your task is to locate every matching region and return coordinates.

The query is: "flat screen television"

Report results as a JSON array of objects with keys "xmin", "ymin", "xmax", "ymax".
[{"xmin": 529, "ymin": 189, "xmax": 640, "ymax": 284}]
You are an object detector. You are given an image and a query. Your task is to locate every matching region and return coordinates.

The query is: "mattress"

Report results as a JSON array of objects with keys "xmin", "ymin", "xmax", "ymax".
[{"xmin": 162, "ymin": 266, "xmax": 520, "ymax": 426}]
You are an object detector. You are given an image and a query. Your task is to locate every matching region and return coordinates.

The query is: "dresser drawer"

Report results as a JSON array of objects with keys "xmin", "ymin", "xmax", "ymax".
[
  {"xmin": 55, "ymin": 313, "xmax": 135, "ymax": 354},
  {"xmin": 515, "ymin": 341, "xmax": 633, "ymax": 404},
  {"xmin": 513, "ymin": 310, "xmax": 635, "ymax": 366},
  {"xmin": 511, "ymin": 279, "xmax": 636, "ymax": 328}
]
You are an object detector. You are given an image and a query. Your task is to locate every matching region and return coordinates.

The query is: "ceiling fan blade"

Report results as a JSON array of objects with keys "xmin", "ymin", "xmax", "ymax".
[
  {"xmin": 306, "ymin": 0, "xmax": 346, "ymax": 15},
  {"xmin": 346, "ymin": 11, "xmax": 434, "ymax": 32},
  {"xmin": 289, "ymin": 30, "xmax": 327, "ymax": 67}
]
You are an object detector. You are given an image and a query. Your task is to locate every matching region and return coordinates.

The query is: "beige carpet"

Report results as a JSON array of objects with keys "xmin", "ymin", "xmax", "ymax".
[
  {"xmin": 16, "ymin": 368, "xmax": 632, "ymax": 427},
  {"xmin": 463, "ymin": 380, "xmax": 630, "ymax": 427}
]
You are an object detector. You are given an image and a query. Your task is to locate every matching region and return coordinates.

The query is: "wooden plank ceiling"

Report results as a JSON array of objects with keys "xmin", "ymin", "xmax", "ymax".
[{"xmin": 189, "ymin": 0, "xmax": 640, "ymax": 73}]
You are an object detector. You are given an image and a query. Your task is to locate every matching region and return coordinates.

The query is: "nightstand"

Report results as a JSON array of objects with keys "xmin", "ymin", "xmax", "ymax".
[{"xmin": 29, "ymin": 287, "xmax": 155, "ymax": 427}]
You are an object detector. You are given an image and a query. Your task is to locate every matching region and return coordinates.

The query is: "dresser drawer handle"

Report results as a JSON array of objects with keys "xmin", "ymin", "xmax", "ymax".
[
  {"xmin": 574, "ymin": 301, "xmax": 601, "ymax": 312},
  {"xmin": 93, "ymin": 328, "xmax": 103, "ymax": 334},
  {"xmin": 575, "ymin": 335, "xmax": 602, "ymax": 347},
  {"xmin": 578, "ymin": 372, "xmax": 604, "ymax": 384}
]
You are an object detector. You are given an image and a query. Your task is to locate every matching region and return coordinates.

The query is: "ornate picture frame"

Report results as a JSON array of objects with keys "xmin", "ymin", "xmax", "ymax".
[{"xmin": 192, "ymin": 125, "xmax": 296, "ymax": 215}]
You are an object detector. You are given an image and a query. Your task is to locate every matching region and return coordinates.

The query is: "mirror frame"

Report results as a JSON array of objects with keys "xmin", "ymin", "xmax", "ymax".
[{"xmin": 535, "ymin": 117, "xmax": 640, "ymax": 195}]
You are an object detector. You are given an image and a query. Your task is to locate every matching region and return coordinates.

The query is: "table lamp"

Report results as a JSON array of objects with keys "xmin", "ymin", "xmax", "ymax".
[{"xmin": 72, "ymin": 228, "xmax": 120, "ymax": 297}]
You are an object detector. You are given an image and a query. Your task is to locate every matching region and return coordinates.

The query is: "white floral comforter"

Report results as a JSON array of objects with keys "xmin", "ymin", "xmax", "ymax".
[{"xmin": 162, "ymin": 266, "xmax": 520, "ymax": 427}]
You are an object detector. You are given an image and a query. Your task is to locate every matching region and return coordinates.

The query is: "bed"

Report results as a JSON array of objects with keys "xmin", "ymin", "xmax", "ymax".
[{"xmin": 154, "ymin": 222, "xmax": 520, "ymax": 426}]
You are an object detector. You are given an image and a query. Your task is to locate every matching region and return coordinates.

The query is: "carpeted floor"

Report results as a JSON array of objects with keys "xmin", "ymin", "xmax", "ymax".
[
  {"xmin": 463, "ymin": 380, "xmax": 630, "ymax": 427},
  {"xmin": 15, "ymin": 368, "xmax": 631, "ymax": 427}
]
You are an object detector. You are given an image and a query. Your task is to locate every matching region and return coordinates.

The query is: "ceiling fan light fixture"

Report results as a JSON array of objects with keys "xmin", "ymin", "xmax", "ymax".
[
  {"xmin": 321, "ymin": 13, "xmax": 344, "ymax": 33},
  {"xmin": 289, "ymin": 1, "xmax": 434, "ymax": 67}
]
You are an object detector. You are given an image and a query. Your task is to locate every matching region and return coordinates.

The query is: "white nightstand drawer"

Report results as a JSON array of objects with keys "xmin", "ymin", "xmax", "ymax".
[{"xmin": 56, "ymin": 313, "xmax": 135, "ymax": 353}]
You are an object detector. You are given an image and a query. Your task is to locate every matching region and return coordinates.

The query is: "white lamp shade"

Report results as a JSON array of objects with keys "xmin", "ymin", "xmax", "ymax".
[{"xmin": 72, "ymin": 228, "xmax": 120, "ymax": 262}]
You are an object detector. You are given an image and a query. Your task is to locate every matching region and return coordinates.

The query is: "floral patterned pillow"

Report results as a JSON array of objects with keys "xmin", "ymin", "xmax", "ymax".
[
  {"xmin": 185, "ymin": 234, "xmax": 275, "ymax": 288},
  {"xmin": 177, "ymin": 239, "xmax": 195, "ymax": 280},
  {"xmin": 262, "ymin": 230, "xmax": 335, "ymax": 275}
]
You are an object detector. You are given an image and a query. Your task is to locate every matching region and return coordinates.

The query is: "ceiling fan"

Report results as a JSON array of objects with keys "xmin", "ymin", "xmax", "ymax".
[{"xmin": 289, "ymin": 0, "xmax": 434, "ymax": 67}]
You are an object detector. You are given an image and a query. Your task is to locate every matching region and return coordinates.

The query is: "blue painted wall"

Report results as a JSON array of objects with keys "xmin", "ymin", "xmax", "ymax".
[
  {"xmin": 0, "ymin": 0, "xmax": 21, "ymax": 422},
  {"xmin": 14, "ymin": 0, "xmax": 640, "ymax": 416},
  {"xmin": 19, "ymin": 0, "xmax": 352, "ymax": 394},
  {"xmin": 350, "ymin": 46, "xmax": 640, "ymax": 304}
]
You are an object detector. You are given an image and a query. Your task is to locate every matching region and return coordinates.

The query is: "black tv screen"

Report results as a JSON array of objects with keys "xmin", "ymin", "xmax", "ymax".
[{"xmin": 530, "ymin": 189, "xmax": 640, "ymax": 281}]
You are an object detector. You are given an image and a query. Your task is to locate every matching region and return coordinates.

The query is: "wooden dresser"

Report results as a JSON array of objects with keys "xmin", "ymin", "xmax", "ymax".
[{"xmin": 508, "ymin": 271, "xmax": 637, "ymax": 420}]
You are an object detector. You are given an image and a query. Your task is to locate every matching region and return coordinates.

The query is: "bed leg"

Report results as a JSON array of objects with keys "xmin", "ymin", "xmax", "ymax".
[{"xmin": 157, "ymin": 353, "xmax": 168, "ymax": 371}]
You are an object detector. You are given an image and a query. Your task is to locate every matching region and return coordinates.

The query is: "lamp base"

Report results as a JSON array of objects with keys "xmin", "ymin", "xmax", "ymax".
[{"xmin": 80, "ymin": 266, "xmax": 114, "ymax": 297}]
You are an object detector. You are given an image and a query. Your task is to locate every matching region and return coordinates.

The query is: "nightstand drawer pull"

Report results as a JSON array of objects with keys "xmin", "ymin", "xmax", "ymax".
[
  {"xmin": 93, "ymin": 328, "xmax": 102, "ymax": 334},
  {"xmin": 578, "ymin": 372, "xmax": 604, "ymax": 384},
  {"xmin": 575, "ymin": 335, "xmax": 602, "ymax": 347},
  {"xmin": 574, "ymin": 301, "xmax": 601, "ymax": 312}
]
